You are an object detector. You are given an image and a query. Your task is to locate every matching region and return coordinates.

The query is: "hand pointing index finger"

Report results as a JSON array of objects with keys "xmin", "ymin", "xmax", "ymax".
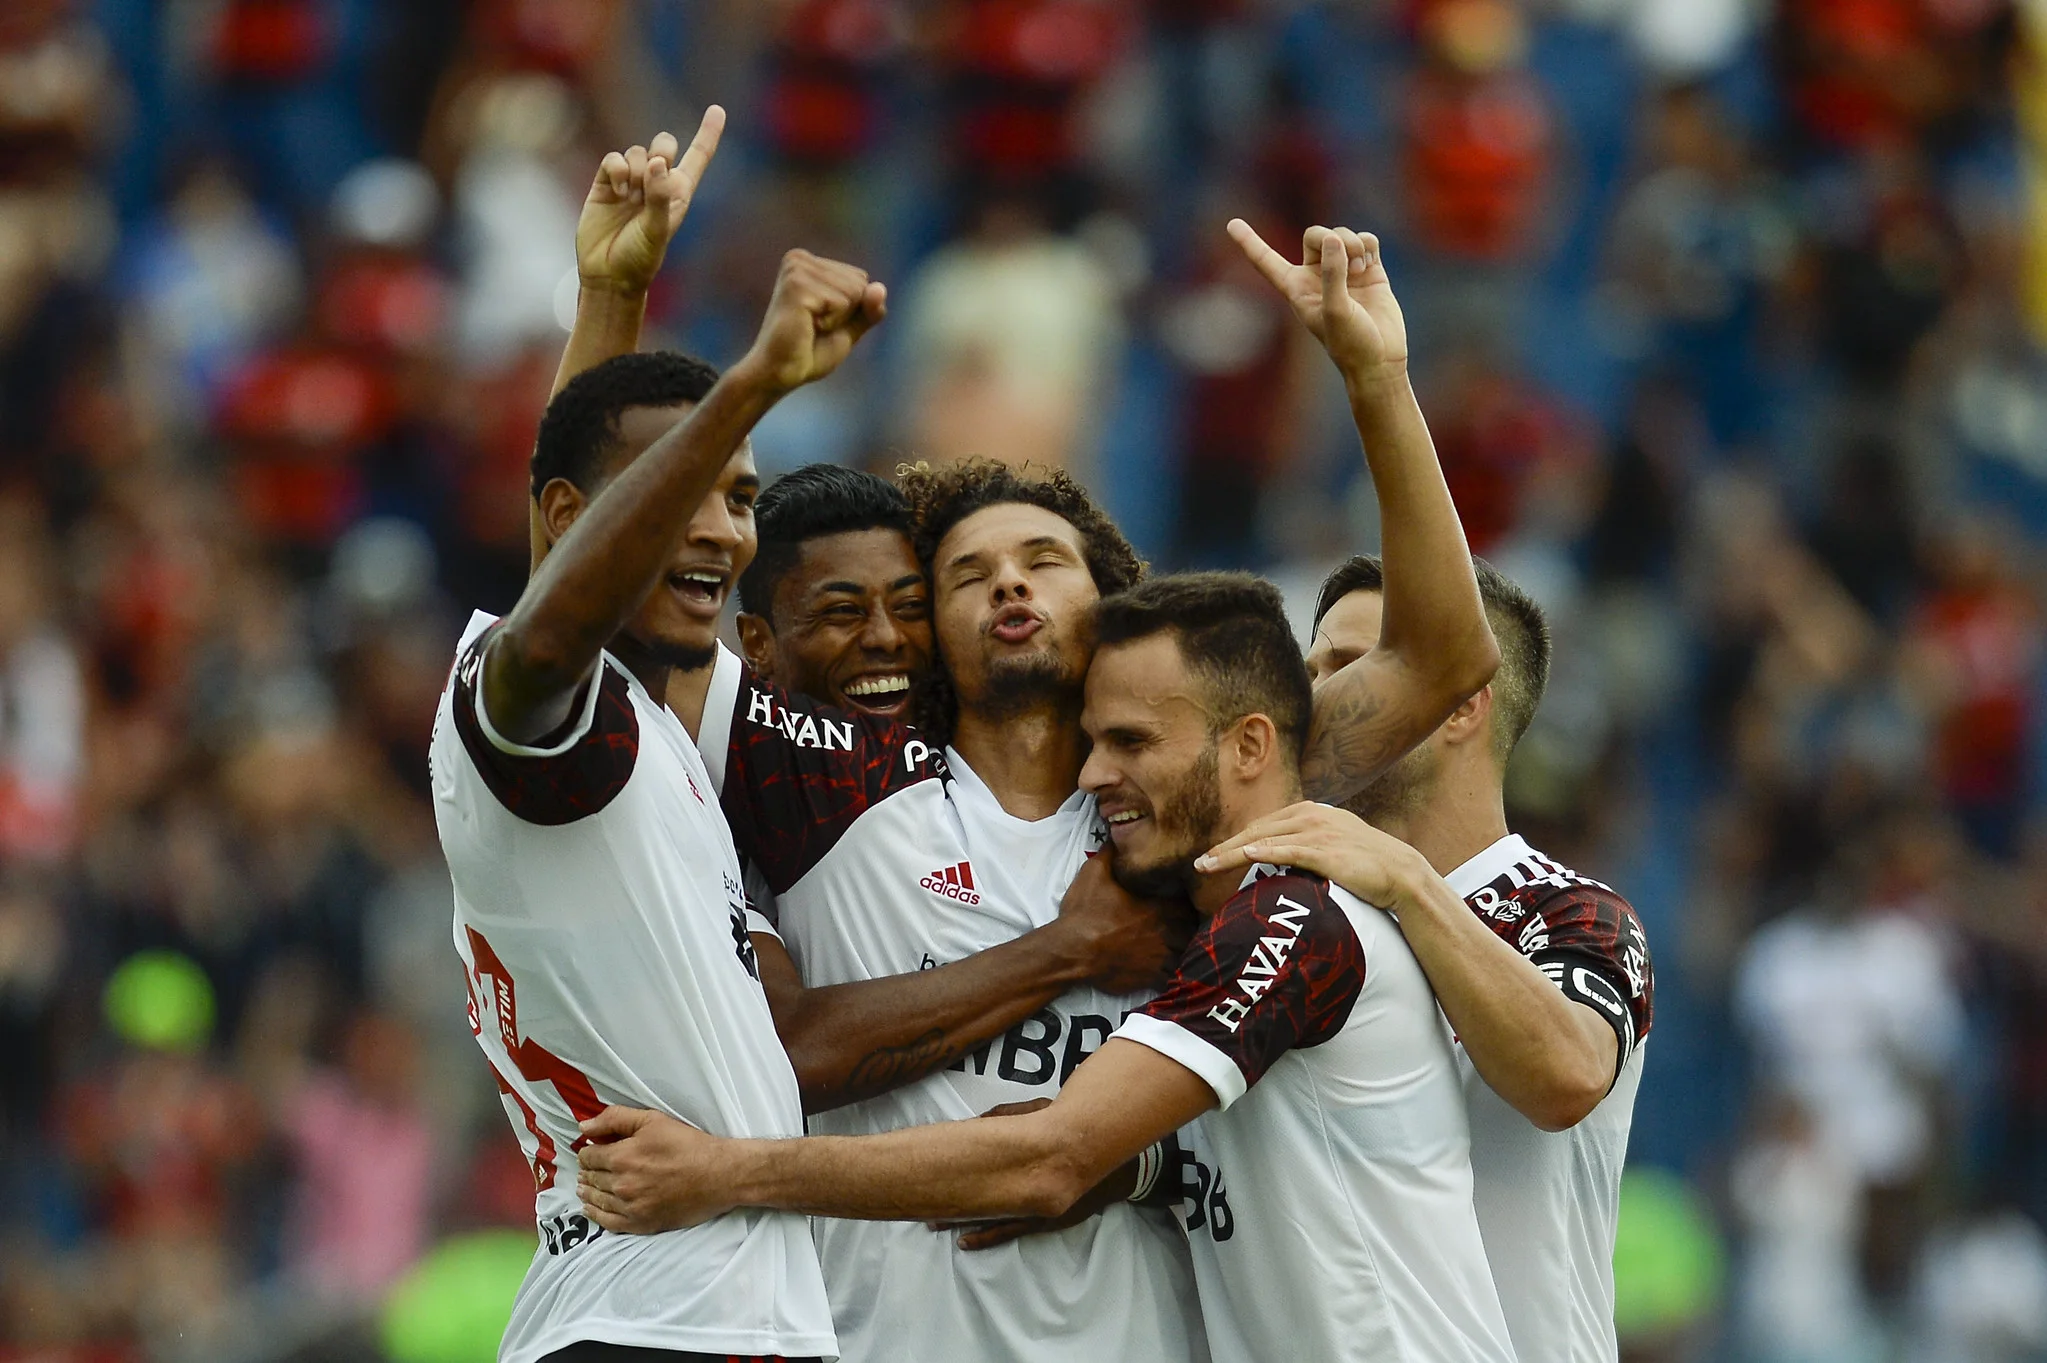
[
  {"xmin": 1227, "ymin": 218, "xmax": 1296, "ymax": 292},
  {"xmin": 673, "ymin": 105, "xmax": 726, "ymax": 197}
]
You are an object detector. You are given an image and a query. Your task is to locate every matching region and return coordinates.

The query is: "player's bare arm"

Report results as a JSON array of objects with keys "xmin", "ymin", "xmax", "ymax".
[
  {"xmin": 1201, "ymin": 802, "xmax": 1617, "ymax": 1131},
  {"xmin": 754, "ymin": 852, "xmax": 1191, "ymax": 1113},
  {"xmin": 550, "ymin": 108, "xmax": 726, "ymax": 400},
  {"xmin": 576, "ymin": 1038, "xmax": 1215, "ymax": 1234},
  {"xmin": 1227, "ymin": 221, "xmax": 1498, "ymax": 804},
  {"xmin": 485, "ymin": 251, "xmax": 886, "ymax": 743}
]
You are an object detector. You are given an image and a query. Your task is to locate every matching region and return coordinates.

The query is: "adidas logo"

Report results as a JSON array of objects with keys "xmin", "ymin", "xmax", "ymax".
[{"xmin": 920, "ymin": 860, "xmax": 981, "ymax": 906}]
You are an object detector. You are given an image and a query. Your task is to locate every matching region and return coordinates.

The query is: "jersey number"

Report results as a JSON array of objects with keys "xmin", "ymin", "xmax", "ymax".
[
  {"xmin": 465, "ymin": 926, "xmax": 606, "ymax": 1191},
  {"xmin": 1172, "ymin": 1146, "xmax": 1235, "ymax": 1242}
]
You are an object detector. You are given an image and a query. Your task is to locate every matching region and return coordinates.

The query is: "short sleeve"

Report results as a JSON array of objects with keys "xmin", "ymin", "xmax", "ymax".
[
  {"xmin": 449, "ymin": 622, "xmax": 639, "ymax": 825},
  {"xmin": 1521, "ymin": 884, "xmax": 1654, "ymax": 1071},
  {"xmin": 1115, "ymin": 874, "xmax": 1366, "ymax": 1110},
  {"xmin": 711, "ymin": 658, "xmax": 947, "ymax": 893}
]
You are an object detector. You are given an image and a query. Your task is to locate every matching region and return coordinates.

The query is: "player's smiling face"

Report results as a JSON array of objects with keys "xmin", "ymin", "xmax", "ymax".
[
  {"xmin": 753, "ymin": 528, "xmax": 931, "ymax": 719},
  {"xmin": 931, "ymin": 502, "xmax": 1099, "ymax": 713},
  {"xmin": 1080, "ymin": 634, "xmax": 1224, "ymax": 899},
  {"xmin": 572, "ymin": 403, "xmax": 760, "ymax": 670}
]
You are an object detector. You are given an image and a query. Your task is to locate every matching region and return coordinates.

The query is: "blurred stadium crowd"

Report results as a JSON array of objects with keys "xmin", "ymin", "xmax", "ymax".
[{"xmin": 2, "ymin": 0, "xmax": 2047, "ymax": 1360}]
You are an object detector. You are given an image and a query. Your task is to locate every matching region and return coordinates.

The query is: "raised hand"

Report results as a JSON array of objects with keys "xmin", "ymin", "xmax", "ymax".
[
  {"xmin": 577, "ymin": 1106, "xmax": 731, "ymax": 1234},
  {"xmin": 744, "ymin": 249, "xmax": 888, "ymax": 394},
  {"xmin": 576, "ymin": 106, "xmax": 726, "ymax": 297},
  {"xmin": 1196, "ymin": 801, "xmax": 1428, "ymax": 909},
  {"xmin": 1227, "ymin": 219, "xmax": 1407, "ymax": 383}
]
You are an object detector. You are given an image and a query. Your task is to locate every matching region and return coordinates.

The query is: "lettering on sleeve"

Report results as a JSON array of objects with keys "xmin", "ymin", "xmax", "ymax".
[{"xmin": 1139, "ymin": 875, "xmax": 1367, "ymax": 1092}]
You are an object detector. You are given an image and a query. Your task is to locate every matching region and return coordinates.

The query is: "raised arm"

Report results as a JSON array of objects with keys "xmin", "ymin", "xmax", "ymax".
[
  {"xmin": 530, "ymin": 114, "xmax": 726, "ymax": 568},
  {"xmin": 485, "ymin": 251, "xmax": 887, "ymax": 743},
  {"xmin": 754, "ymin": 852, "xmax": 1191, "ymax": 1113},
  {"xmin": 1201, "ymin": 803, "xmax": 1617, "ymax": 1131},
  {"xmin": 576, "ymin": 1037, "xmax": 1214, "ymax": 1232},
  {"xmin": 1227, "ymin": 221, "xmax": 1498, "ymax": 804}
]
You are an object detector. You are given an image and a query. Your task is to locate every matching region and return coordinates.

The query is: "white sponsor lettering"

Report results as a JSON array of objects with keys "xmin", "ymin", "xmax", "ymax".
[
  {"xmin": 744, "ymin": 690, "xmax": 867, "ymax": 753},
  {"xmin": 1206, "ymin": 996, "xmax": 1252, "ymax": 1033},
  {"xmin": 1206, "ymin": 894, "xmax": 1312, "ymax": 1033},
  {"xmin": 904, "ymin": 739, "xmax": 931, "ymax": 772}
]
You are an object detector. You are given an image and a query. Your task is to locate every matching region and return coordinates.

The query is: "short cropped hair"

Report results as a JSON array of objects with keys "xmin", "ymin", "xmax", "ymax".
[
  {"xmin": 738, "ymin": 465, "xmax": 915, "ymax": 619},
  {"xmin": 897, "ymin": 459, "xmax": 1145, "ymax": 598},
  {"xmin": 531, "ymin": 351, "xmax": 721, "ymax": 499},
  {"xmin": 1313, "ymin": 555, "xmax": 1550, "ymax": 760},
  {"xmin": 1095, "ymin": 572, "xmax": 1313, "ymax": 760}
]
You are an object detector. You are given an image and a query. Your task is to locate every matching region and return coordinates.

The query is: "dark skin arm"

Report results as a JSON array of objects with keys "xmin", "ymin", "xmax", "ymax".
[
  {"xmin": 1226, "ymin": 222, "xmax": 1499, "ymax": 804},
  {"xmin": 483, "ymin": 251, "xmax": 886, "ymax": 743},
  {"xmin": 752, "ymin": 852, "xmax": 1192, "ymax": 1114}
]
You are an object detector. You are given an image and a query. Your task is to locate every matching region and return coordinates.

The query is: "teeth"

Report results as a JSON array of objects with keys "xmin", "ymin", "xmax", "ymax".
[
  {"xmin": 1106, "ymin": 810, "xmax": 1143, "ymax": 825},
  {"xmin": 681, "ymin": 571, "xmax": 725, "ymax": 586},
  {"xmin": 844, "ymin": 676, "xmax": 909, "ymax": 697}
]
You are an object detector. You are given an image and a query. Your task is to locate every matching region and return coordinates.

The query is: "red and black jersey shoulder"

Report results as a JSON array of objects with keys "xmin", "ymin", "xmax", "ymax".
[
  {"xmin": 1140, "ymin": 871, "xmax": 1368, "ymax": 1092},
  {"xmin": 1463, "ymin": 850, "xmax": 1655, "ymax": 1063},
  {"xmin": 449, "ymin": 623, "xmax": 639, "ymax": 826},
  {"xmin": 720, "ymin": 666, "xmax": 948, "ymax": 894}
]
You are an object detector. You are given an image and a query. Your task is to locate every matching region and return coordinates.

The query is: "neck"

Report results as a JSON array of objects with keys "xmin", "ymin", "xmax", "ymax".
[
  {"xmin": 1371, "ymin": 762, "xmax": 1510, "ymax": 880},
  {"xmin": 952, "ymin": 701, "xmax": 1087, "ymax": 821},
  {"xmin": 1191, "ymin": 778, "xmax": 1303, "ymax": 918},
  {"xmin": 663, "ymin": 655, "xmax": 717, "ymax": 739}
]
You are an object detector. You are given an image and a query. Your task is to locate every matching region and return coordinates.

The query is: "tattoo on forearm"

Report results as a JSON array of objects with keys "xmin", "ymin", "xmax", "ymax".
[{"xmin": 841, "ymin": 1029, "xmax": 959, "ymax": 1102}]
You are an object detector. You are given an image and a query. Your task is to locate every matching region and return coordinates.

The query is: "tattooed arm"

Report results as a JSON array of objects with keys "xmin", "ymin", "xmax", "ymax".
[
  {"xmin": 1298, "ymin": 345, "xmax": 1496, "ymax": 803},
  {"xmin": 1225, "ymin": 219, "xmax": 1496, "ymax": 804},
  {"xmin": 753, "ymin": 855, "xmax": 1189, "ymax": 1113}
]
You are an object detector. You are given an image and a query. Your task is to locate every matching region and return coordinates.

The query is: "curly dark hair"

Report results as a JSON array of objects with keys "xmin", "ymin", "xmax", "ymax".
[{"xmin": 895, "ymin": 459, "xmax": 1147, "ymax": 747}]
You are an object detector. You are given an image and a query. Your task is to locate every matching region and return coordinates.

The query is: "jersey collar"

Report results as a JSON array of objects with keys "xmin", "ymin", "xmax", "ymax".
[{"xmin": 1444, "ymin": 833, "xmax": 1536, "ymax": 900}]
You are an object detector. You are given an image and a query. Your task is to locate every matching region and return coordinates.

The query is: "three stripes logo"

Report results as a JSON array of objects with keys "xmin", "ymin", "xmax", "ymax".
[{"xmin": 921, "ymin": 860, "xmax": 982, "ymax": 906}]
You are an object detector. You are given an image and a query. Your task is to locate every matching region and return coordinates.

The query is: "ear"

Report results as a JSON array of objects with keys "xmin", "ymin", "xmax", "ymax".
[
  {"xmin": 1438, "ymin": 685, "xmax": 1494, "ymax": 748},
  {"xmin": 537, "ymin": 478, "xmax": 588, "ymax": 549},
  {"xmin": 1226, "ymin": 713, "xmax": 1281, "ymax": 784},
  {"xmin": 736, "ymin": 613, "xmax": 777, "ymax": 678}
]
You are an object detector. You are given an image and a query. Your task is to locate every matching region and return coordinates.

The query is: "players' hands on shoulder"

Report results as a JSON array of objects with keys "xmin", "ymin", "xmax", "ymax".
[
  {"xmin": 1195, "ymin": 801, "xmax": 1429, "ymax": 910},
  {"xmin": 1226, "ymin": 219, "xmax": 1407, "ymax": 390},
  {"xmin": 736, "ymin": 249, "xmax": 888, "ymax": 396},
  {"xmin": 1056, "ymin": 847, "xmax": 1196, "ymax": 994},
  {"xmin": 576, "ymin": 107, "xmax": 726, "ymax": 297},
  {"xmin": 576, "ymin": 1105, "xmax": 732, "ymax": 1234}
]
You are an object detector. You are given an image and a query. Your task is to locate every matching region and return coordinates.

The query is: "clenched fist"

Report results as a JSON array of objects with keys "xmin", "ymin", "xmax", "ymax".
[{"xmin": 743, "ymin": 249, "xmax": 888, "ymax": 395}]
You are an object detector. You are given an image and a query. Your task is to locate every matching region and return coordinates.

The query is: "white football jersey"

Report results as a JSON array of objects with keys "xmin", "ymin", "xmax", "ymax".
[
  {"xmin": 1114, "ymin": 868, "xmax": 1516, "ymax": 1363},
  {"xmin": 430, "ymin": 614, "xmax": 835, "ymax": 1363},
  {"xmin": 699, "ymin": 646, "xmax": 1207, "ymax": 1363},
  {"xmin": 1445, "ymin": 835, "xmax": 1657, "ymax": 1363}
]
